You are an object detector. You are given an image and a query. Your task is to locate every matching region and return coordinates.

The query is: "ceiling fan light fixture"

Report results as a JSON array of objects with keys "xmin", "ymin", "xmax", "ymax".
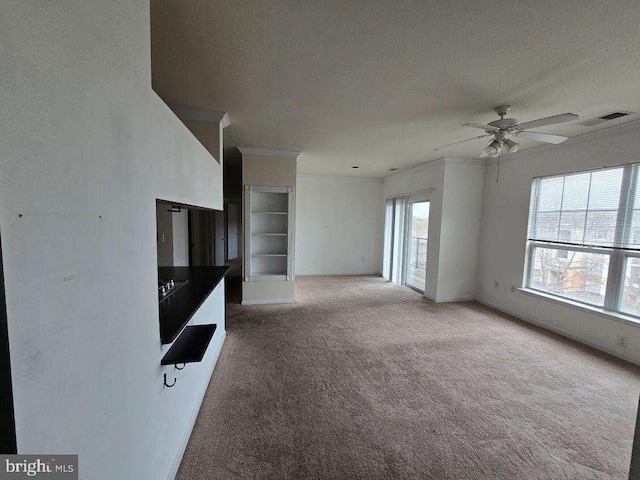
[
  {"xmin": 485, "ymin": 139, "xmax": 500, "ymax": 156},
  {"xmin": 504, "ymin": 139, "xmax": 519, "ymax": 153}
]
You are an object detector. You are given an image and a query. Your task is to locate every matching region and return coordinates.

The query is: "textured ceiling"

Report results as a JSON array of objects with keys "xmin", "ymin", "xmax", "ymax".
[{"xmin": 151, "ymin": 0, "xmax": 640, "ymax": 178}]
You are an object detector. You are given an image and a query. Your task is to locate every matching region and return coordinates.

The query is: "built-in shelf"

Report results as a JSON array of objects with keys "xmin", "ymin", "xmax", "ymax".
[
  {"xmin": 161, "ymin": 324, "xmax": 216, "ymax": 365},
  {"xmin": 245, "ymin": 186, "xmax": 294, "ymax": 282},
  {"xmin": 251, "ymin": 273, "xmax": 287, "ymax": 281}
]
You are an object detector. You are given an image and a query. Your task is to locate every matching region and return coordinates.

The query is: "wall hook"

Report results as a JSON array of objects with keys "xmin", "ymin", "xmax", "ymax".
[
  {"xmin": 164, "ymin": 373, "xmax": 177, "ymax": 388},
  {"xmin": 175, "ymin": 363, "xmax": 186, "ymax": 371}
]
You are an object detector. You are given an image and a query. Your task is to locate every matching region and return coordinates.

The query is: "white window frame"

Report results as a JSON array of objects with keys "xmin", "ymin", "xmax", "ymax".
[
  {"xmin": 383, "ymin": 191, "xmax": 431, "ymax": 288},
  {"xmin": 618, "ymin": 252, "xmax": 640, "ymax": 314},
  {"xmin": 524, "ymin": 163, "xmax": 640, "ymax": 320},
  {"xmin": 526, "ymin": 241, "xmax": 613, "ymax": 308}
]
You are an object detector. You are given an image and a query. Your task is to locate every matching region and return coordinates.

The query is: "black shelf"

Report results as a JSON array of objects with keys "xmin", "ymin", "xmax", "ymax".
[{"xmin": 161, "ymin": 324, "xmax": 217, "ymax": 366}]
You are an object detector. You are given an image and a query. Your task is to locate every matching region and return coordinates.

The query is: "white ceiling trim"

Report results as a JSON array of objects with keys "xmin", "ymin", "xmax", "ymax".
[
  {"xmin": 297, "ymin": 174, "xmax": 382, "ymax": 182},
  {"xmin": 383, "ymin": 156, "xmax": 484, "ymax": 181},
  {"xmin": 443, "ymin": 157, "xmax": 488, "ymax": 166},
  {"xmin": 170, "ymin": 104, "xmax": 231, "ymax": 127},
  {"xmin": 238, "ymin": 147, "xmax": 301, "ymax": 159},
  {"xmin": 386, "ymin": 188, "xmax": 437, "ymax": 200},
  {"xmin": 383, "ymin": 157, "xmax": 445, "ymax": 182}
]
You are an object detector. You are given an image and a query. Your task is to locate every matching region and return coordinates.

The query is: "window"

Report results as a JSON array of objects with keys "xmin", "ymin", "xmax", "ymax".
[{"xmin": 526, "ymin": 163, "xmax": 640, "ymax": 318}]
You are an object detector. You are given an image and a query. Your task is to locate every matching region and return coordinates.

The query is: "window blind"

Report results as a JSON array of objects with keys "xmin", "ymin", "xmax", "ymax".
[{"xmin": 529, "ymin": 163, "xmax": 640, "ymax": 250}]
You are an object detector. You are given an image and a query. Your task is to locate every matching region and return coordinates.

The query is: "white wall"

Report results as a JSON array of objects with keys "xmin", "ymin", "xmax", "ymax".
[
  {"xmin": 382, "ymin": 158, "xmax": 484, "ymax": 302},
  {"xmin": 438, "ymin": 161, "xmax": 485, "ymax": 301},
  {"xmin": 383, "ymin": 161, "xmax": 444, "ymax": 300},
  {"xmin": 477, "ymin": 121, "xmax": 640, "ymax": 365},
  {"xmin": 1, "ymin": 2, "xmax": 224, "ymax": 479},
  {"xmin": 295, "ymin": 175, "xmax": 384, "ymax": 276}
]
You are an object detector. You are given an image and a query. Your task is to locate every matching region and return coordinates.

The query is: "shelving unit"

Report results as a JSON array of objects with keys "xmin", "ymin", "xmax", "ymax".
[{"xmin": 244, "ymin": 186, "xmax": 294, "ymax": 281}]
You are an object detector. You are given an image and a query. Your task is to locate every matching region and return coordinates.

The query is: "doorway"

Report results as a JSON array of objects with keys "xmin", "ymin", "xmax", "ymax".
[
  {"xmin": 383, "ymin": 194, "xmax": 430, "ymax": 294},
  {"xmin": 227, "ymin": 203, "xmax": 239, "ymax": 260},
  {"xmin": 405, "ymin": 201, "xmax": 429, "ymax": 292}
]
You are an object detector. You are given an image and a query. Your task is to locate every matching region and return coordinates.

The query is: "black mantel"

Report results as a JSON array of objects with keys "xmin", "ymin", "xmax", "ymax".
[{"xmin": 158, "ymin": 266, "xmax": 229, "ymax": 344}]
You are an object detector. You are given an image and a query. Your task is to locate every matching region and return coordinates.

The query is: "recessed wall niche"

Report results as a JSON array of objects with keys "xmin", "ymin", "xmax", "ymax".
[
  {"xmin": 156, "ymin": 200, "xmax": 190, "ymax": 268},
  {"xmin": 155, "ymin": 200, "xmax": 228, "ymax": 269}
]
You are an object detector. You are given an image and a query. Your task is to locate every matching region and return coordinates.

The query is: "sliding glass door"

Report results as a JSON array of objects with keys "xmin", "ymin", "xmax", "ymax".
[
  {"xmin": 405, "ymin": 202, "xmax": 429, "ymax": 292},
  {"xmin": 383, "ymin": 197, "xmax": 407, "ymax": 283},
  {"xmin": 383, "ymin": 194, "xmax": 430, "ymax": 294}
]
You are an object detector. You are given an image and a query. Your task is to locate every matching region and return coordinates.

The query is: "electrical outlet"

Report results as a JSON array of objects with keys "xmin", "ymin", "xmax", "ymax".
[
  {"xmin": 617, "ymin": 335, "xmax": 629, "ymax": 348},
  {"xmin": 510, "ymin": 285, "xmax": 516, "ymax": 293},
  {"xmin": 494, "ymin": 280, "xmax": 500, "ymax": 290}
]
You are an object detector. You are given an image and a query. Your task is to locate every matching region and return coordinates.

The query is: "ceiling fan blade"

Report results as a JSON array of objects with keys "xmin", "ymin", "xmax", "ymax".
[
  {"xmin": 434, "ymin": 134, "xmax": 492, "ymax": 151},
  {"xmin": 462, "ymin": 123, "xmax": 500, "ymax": 132},
  {"xmin": 515, "ymin": 113, "xmax": 578, "ymax": 130},
  {"xmin": 515, "ymin": 130, "xmax": 569, "ymax": 144}
]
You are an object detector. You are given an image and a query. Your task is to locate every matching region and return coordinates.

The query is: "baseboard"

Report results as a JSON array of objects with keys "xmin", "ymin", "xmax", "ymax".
[
  {"xmin": 167, "ymin": 329, "xmax": 227, "ymax": 480},
  {"xmin": 421, "ymin": 292, "xmax": 475, "ymax": 303},
  {"xmin": 295, "ymin": 272, "xmax": 382, "ymax": 277},
  {"xmin": 241, "ymin": 299, "xmax": 295, "ymax": 305},
  {"xmin": 434, "ymin": 296, "xmax": 476, "ymax": 303},
  {"xmin": 477, "ymin": 299, "xmax": 640, "ymax": 366}
]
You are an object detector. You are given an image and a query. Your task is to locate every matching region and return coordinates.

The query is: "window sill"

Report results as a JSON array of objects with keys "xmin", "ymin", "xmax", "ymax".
[{"xmin": 518, "ymin": 287, "xmax": 640, "ymax": 328}]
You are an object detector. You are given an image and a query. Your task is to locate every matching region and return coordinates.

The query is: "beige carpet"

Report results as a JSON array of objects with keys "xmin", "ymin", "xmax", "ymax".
[{"xmin": 177, "ymin": 275, "xmax": 640, "ymax": 479}]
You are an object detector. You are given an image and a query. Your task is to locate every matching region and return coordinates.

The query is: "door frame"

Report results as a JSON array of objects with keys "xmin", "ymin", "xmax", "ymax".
[
  {"xmin": 403, "ymin": 199, "xmax": 430, "ymax": 294},
  {"xmin": 383, "ymin": 191, "xmax": 431, "ymax": 293}
]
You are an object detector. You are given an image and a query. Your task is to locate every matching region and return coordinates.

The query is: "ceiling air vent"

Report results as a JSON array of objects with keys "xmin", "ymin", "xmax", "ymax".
[{"xmin": 580, "ymin": 111, "xmax": 635, "ymax": 127}]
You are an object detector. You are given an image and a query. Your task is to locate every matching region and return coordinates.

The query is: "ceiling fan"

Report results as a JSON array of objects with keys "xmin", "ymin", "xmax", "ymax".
[{"xmin": 434, "ymin": 105, "xmax": 578, "ymax": 158}]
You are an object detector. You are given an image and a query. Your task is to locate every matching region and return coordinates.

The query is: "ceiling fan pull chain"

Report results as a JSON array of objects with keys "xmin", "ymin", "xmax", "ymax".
[{"xmin": 496, "ymin": 154, "xmax": 501, "ymax": 182}]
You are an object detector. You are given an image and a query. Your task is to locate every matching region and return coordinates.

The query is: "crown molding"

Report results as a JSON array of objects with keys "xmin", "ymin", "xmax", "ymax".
[
  {"xmin": 169, "ymin": 104, "xmax": 231, "ymax": 127},
  {"xmin": 220, "ymin": 113, "xmax": 231, "ymax": 128},
  {"xmin": 238, "ymin": 147, "xmax": 301, "ymax": 159},
  {"xmin": 297, "ymin": 174, "xmax": 382, "ymax": 182},
  {"xmin": 382, "ymin": 156, "xmax": 448, "ymax": 181},
  {"xmin": 443, "ymin": 157, "xmax": 487, "ymax": 166},
  {"xmin": 382, "ymin": 156, "xmax": 486, "ymax": 181}
]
